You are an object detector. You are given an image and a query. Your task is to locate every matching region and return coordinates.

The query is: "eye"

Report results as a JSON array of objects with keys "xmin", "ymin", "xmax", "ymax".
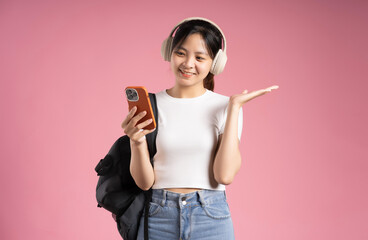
[
  {"xmin": 196, "ymin": 56, "xmax": 204, "ymax": 60},
  {"xmin": 175, "ymin": 51, "xmax": 185, "ymax": 56}
]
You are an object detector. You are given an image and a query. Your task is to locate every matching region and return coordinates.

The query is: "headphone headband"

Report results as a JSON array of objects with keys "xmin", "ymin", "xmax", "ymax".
[{"xmin": 167, "ymin": 17, "xmax": 227, "ymax": 53}]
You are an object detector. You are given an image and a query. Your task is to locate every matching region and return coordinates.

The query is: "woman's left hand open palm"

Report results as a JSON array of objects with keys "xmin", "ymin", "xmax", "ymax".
[{"xmin": 230, "ymin": 85, "xmax": 279, "ymax": 107}]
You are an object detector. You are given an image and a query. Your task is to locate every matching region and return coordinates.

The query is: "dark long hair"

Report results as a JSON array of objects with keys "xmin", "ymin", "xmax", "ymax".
[{"xmin": 171, "ymin": 19, "xmax": 224, "ymax": 91}]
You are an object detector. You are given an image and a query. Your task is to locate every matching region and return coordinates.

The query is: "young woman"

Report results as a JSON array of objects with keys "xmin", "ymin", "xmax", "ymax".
[{"xmin": 121, "ymin": 17, "xmax": 278, "ymax": 240}]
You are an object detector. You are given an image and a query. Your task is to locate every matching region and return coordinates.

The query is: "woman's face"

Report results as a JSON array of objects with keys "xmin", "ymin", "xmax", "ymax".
[{"xmin": 170, "ymin": 33, "xmax": 213, "ymax": 89}]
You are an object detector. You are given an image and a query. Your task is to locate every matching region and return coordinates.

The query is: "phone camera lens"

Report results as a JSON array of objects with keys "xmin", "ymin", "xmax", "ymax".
[{"xmin": 126, "ymin": 89, "xmax": 138, "ymax": 101}]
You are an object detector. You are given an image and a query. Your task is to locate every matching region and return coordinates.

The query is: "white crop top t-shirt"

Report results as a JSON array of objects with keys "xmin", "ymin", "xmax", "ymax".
[{"xmin": 152, "ymin": 89, "xmax": 243, "ymax": 191}]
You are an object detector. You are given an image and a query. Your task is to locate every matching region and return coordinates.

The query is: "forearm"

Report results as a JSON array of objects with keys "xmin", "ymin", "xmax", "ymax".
[
  {"xmin": 213, "ymin": 104, "xmax": 242, "ymax": 185},
  {"xmin": 129, "ymin": 139, "xmax": 155, "ymax": 190}
]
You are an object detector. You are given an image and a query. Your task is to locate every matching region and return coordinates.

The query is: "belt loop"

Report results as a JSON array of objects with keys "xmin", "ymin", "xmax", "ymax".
[
  {"xmin": 161, "ymin": 189, "xmax": 166, "ymax": 207},
  {"xmin": 197, "ymin": 190, "xmax": 206, "ymax": 207}
]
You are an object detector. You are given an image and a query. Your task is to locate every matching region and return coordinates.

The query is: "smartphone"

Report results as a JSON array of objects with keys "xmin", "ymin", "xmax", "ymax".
[{"xmin": 125, "ymin": 86, "xmax": 156, "ymax": 131}]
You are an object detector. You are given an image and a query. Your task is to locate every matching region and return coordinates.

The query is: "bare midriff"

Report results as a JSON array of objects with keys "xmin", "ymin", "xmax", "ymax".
[{"xmin": 164, "ymin": 188, "xmax": 202, "ymax": 193}]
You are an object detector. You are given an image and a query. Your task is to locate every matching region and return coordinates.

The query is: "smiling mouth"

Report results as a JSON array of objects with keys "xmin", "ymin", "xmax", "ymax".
[{"xmin": 179, "ymin": 69, "xmax": 196, "ymax": 77}]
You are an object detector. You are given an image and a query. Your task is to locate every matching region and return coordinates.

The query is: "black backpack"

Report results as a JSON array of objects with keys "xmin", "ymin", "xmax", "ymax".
[{"xmin": 95, "ymin": 93, "xmax": 158, "ymax": 240}]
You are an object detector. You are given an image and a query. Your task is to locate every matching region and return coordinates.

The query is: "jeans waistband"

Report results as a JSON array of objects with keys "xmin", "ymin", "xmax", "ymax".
[{"xmin": 150, "ymin": 189, "xmax": 227, "ymax": 208}]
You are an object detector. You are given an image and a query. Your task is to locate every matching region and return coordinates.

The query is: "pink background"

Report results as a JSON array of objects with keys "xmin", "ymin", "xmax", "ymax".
[{"xmin": 1, "ymin": 0, "xmax": 367, "ymax": 239}]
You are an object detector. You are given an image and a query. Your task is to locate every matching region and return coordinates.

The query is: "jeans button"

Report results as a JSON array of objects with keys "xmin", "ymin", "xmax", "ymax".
[{"xmin": 182, "ymin": 197, "xmax": 187, "ymax": 205}]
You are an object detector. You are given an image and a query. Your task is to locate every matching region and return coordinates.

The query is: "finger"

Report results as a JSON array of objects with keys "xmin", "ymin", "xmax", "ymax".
[
  {"xmin": 265, "ymin": 85, "xmax": 279, "ymax": 92},
  {"xmin": 252, "ymin": 89, "xmax": 269, "ymax": 96},
  {"xmin": 242, "ymin": 89, "xmax": 248, "ymax": 94},
  {"xmin": 135, "ymin": 118, "xmax": 153, "ymax": 130},
  {"xmin": 253, "ymin": 86, "xmax": 278, "ymax": 96},
  {"xmin": 139, "ymin": 127, "xmax": 157, "ymax": 138},
  {"xmin": 132, "ymin": 127, "xmax": 156, "ymax": 141},
  {"xmin": 239, "ymin": 86, "xmax": 279, "ymax": 104},
  {"xmin": 243, "ymin": 89, "xmax": 269, "ymax": 101},
  {"xmin": 128, "ymin": 110, "xmax": 147, "ymax": 128},
  {"xmin": 121, "ymin": 106, "xmax": 137, "ymax": 129},
  {"xmin": 134, "ymin": 119, "xmax": 155, "ymax": 135},
  {"xmin": 127, "ymin": 106, "xmax": 138, "ymax": 118}
]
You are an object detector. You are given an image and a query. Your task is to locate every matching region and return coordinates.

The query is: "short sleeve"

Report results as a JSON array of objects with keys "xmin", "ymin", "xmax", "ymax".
[{"xmin": 219, "ymin": 107, "xmax": 243, "ymax": 141}]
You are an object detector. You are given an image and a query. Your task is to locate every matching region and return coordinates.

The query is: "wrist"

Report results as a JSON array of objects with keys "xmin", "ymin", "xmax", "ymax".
[
  {"xmin": 130, "ymin": 136, "xmax": 146, "ymax": 146},
  {"xmin": 228, "ymin": 102, "xmax": 242, "ymax": 112}
]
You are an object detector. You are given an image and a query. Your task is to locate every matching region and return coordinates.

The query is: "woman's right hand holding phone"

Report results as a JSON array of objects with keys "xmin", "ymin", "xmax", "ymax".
[{"xmin": 121, "ymin": 106, "xmax": 156, "ymax": 144}]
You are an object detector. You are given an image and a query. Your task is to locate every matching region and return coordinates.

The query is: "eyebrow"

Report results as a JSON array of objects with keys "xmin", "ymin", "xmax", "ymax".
[{"xmin": 177, "ymin": 46, "xmax": 209, "ymax": 56}]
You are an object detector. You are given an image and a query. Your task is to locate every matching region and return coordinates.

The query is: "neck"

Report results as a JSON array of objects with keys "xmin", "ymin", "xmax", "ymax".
[{"xmin": 167, "ymin": 86, "xmax": 207, "ymax": 98}]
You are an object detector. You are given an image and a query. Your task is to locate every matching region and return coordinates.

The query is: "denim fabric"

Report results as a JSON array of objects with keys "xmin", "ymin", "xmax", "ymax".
[{"xmin": 137, "ymin": 189, "xmax": 235, "ymax": 240}]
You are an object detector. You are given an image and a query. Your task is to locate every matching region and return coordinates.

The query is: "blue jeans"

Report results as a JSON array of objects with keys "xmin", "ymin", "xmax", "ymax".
[{"xmin": 137, "ymin": 189, "xmax": 235, "ymax": 240}]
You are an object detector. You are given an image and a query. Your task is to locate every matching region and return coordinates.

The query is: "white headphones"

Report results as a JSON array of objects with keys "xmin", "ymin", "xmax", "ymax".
[{"xmin": 161, "ymin": 17, "xmax": 228, "ymax": 75}]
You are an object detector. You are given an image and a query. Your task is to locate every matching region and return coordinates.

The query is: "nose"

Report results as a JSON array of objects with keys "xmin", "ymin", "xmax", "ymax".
[{"xmin": 182, "ymin": 55, "xmax": 195, "ymax": 69}]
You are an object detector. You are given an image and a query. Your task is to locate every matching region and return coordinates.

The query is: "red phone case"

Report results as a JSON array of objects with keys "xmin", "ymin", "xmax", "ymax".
[{"xmin": 125, "ymin": 86, "xmax": 156, "ymax": 130}]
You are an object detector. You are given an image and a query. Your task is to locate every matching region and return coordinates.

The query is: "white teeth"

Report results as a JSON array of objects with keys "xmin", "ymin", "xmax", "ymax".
[{"xmin": 180, "ymin": 70, "xmax": 194, "ymax": 75}]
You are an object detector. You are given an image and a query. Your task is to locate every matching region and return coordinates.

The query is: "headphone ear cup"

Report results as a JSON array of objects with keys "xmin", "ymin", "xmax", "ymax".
[
  {"xmin": 161, "ymin": 37, "xmax": 173, "ymax": 61},
  {"xmin": 210, "ymin": 49, "xmax": 227, "ymax": 75}
]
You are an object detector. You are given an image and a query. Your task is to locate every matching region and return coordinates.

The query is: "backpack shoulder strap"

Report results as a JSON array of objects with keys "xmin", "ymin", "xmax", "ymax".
[
  {"xmin": 144, "ymin": 93, "xmax": 157, "ymax": 240},
  {"xmin": 146, "ymin": 93, "xmax": 158, "ymax": 164}
]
